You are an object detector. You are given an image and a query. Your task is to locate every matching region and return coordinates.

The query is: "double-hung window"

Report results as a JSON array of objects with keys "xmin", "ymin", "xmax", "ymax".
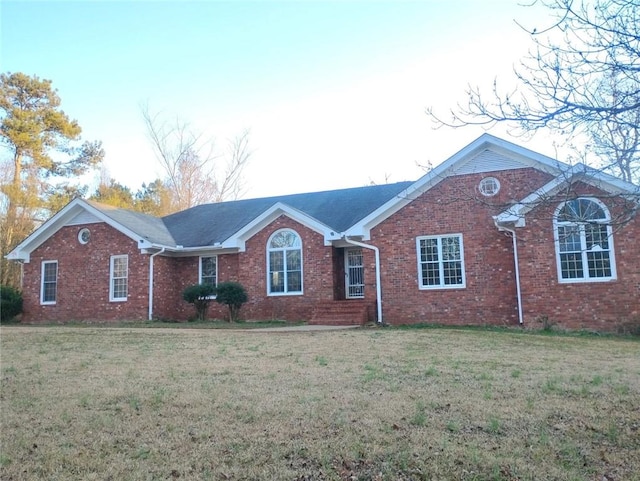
[
  {"xmin": 268, "ymin": 229, "xmax": 303, "ymax": 295},
  {"xmin": 554, "ymin": 198, "xmax": 616, "ymax": 282},
  {"xmin": 417, "ymin": 234, "xmax": 466, "ymax": 289},
  {"xmin": 41, "ymin": 260, "xmax": 58, "ymax": 304},
  {"xmin": 110, "ymin": 255, "xmax": 128, "ymax": 301},
  {"xmin": 199, "ymin": 256, "xmax": 217, "ymax": 287}
]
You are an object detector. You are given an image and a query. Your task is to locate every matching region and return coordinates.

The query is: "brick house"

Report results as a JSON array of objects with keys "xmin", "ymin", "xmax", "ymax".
[{"xmin": 7, "ymin": 134, "xmax": 640, "ymax": 330}]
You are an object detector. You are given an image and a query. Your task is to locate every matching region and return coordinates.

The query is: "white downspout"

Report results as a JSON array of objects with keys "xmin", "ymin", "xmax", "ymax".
[
  {"xmin": 496, "ymin": 225, "xmax": 524, "ymax": 325},
  {"xmin": 342, "ymin": 237, "xmax": 383, "ymax": 324},
  {"xmin": 148, "ymin": 247, "xmax": 166, "ymax": 320}
]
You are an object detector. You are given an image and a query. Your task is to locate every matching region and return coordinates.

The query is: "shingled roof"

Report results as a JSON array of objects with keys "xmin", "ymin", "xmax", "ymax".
[
  {"xmin": 161, "ymin": 181, "xmax": 413, "ymax": 247},
  {"xmin": 85, "ymin": 200, "xmax": 177, "ymax": 246}
]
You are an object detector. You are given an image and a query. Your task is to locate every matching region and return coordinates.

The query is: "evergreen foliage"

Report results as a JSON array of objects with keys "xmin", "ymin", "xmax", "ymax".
[
  {"xmin": 215, "ymin": 281, "xmax": 248, "ymax": 322},
  {"xmin": 182, "ymin": 283, "xmax": 216, "ymax": 321},
  {"xmin": 0, "ymin": 285, "xmax": 22, "ymax": 323}
]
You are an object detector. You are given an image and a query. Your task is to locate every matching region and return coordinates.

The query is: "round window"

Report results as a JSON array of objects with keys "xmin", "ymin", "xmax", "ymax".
[
  {"xmin": 479, "ymin": 177, "xmax": 500, "ymax": 197},
  {"xmin": 78, "ymin": 228, "xmax": 91, "ymax": 244}
]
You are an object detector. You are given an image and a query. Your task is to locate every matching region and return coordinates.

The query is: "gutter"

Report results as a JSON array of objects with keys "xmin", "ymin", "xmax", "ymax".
[
  {"xmin": 145, "ymin": 243, "xmax": 227, "ymax": 320},
  {"xmin": 493, "ymin": 220, "xmax": 524, "ymax": 325},
  {"xmin": 342, "ymin": 237, "xmax": 383, "ymax": 324},
  {"xmin": 148, "ymin": 247, "xmax": 166, "ymax": 320}
]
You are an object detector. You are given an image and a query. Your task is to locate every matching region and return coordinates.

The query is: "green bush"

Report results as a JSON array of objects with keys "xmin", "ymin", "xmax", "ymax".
[
  {"xmin": 182, "ymin": 284, "xmax": 216, "ymax": 321},
  {"xmin": 215, "ymin": 282, "xmax": 248, "ymax": 322},
  {"xmin": 1, "ymin": 285, "xmax": 23, "ymax": 323}
]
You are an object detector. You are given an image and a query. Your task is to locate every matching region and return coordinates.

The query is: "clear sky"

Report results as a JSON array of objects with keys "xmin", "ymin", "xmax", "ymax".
[{"xmin": 1, "ymin": 0, "xmax": 556, "ymax": 199}]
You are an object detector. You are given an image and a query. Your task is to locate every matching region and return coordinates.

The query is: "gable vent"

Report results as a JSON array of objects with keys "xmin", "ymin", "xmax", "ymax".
[
  {"xmin": 66, "ymin": 211, "xmax": 101, "ymax": 226},
  {"xmin": 453, "ymin": 149, "xmax": 526, "ymax": 175}
]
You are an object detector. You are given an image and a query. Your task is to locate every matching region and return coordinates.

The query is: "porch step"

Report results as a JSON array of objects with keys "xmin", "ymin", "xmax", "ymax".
[{"xmin": 309, "ymin": 300, "xmax": 374, "ymax": 326}]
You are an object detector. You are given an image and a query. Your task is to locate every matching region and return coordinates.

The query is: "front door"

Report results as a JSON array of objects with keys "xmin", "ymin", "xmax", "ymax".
[{"xmin": 345, "ymin": 248, "xmax": 364, "ymax": 299}]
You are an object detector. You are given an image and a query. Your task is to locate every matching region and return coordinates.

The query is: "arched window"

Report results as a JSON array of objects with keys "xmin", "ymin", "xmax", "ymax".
[
  {"xmin": 554, "ymin": 198, "xmax": 616, "ymax": 282},
  {"xmin": 267, "ymin": 229, "xmax": 303, "ymax": 295}
]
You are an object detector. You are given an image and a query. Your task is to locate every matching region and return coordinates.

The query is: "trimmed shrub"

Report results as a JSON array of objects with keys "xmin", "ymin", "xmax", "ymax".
[
  {"xmin": 1, "ymin": 286, "xmax": 23, "ymax": 323},
  {"xmin": 182, "ymin": 284, "xmax": 216, "ymax": 321},
  {"xmin": 215, "ymin": 282, "xmax": 248, "ymax": 322}
]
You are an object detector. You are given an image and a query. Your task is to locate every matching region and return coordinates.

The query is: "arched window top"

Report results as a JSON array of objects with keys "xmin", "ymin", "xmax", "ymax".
[
  {"xmin": 553, "ymin": 197, "xmax": 616, "ymax": 282},
  {"xmin": 267, "ymin": 229, "xmax": 303, "ymax": 295},
  {"xmin": 269, "ymin": 229, "xmax": 301, "ymax": 249},
  {"xmin": 556, "ymin": 198, "xmax": 609, "ymax": 223}
]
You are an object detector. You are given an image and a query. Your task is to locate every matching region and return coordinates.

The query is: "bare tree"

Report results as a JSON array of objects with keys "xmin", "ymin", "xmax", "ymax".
[
  {"xmin": 428, "ymin": 0, "xmax": 640, "ymax": 185},
  {"xmin": 141, "ymin": 104, "xmax": 251, "ymax": 213}
]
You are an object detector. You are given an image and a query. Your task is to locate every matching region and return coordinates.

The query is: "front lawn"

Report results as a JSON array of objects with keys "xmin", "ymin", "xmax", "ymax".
[{"xmin": 1, "ymin": 326, "xmax": 638, "ymax": 480}]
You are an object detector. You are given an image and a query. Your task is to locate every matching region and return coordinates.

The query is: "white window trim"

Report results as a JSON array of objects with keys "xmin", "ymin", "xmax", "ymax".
[
  {"xmin": 553, "ymin": 198, "xmax": 617, "ymax": 283},
  {"xmin": 199, "ymin": 255, "xmax": 218, "ymax": 298},
  {"xmin": 479, "ymin": 177, "xmax": 500, "ymax": 197},
  {"xmin": 109, "ymin": 255, "xmax": 129, "ymax": 302},
  {"xmin": 77, "ymin": 228, "xmax": 91, "ymax": 245},
  {"xmin": 40, "ymin": 260, "xmax": 58, "ymax": 305},
  {"xmin": 416, "ymin": 234, "xmax": 466, "ymax": 290},
  {"xmin": 267, "ymin": 229, "xmax": 304, "ymax": 296}
]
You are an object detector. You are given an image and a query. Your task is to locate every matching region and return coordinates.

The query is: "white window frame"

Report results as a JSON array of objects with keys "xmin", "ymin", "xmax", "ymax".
[
  {"xmin": 40, "ymin": 260, "xmax": 58, "ymax": 305},
  {"xmin": 109, "ymin": 255, "xmax": 129, "ymax": 302},
  {"xmin": 199, "ymin": 255, "xmax": 218, "ymax": 298},
  {"xmin": 553, "ymin": 198, "xmax": 617, "ymax": 283},
  {"xmin": 267, "ymin": 229, "xmax": 303, "ymax": 296},
  {"xmin": 416, "ymin": 234, "xmax": 466, "ymax": 289},
  {"xmin": 479, "ymin": 177, "xmax": 500, "ymax": 197}
]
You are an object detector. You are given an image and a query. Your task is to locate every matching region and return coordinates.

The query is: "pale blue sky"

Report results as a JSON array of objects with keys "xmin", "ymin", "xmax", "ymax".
[{"xmin": 1, "ymin": 0, "xmax": 555, "ymax": 198}]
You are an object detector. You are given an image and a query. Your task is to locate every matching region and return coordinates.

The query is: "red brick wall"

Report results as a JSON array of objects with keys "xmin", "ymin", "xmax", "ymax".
[
  {"xmin": 18, "ymin": 170, "xmax": 639, "ymax": 330},
  {"xmin": 22, "ymin": 223, "xmax": 149, "ymax": 322},
  {"xmin": 234, "ymin": 215, "xmax": 335, "ymax": 321},
  {"xmin": 150, "ymin": 216, "xmax": 339, "ymax": 322},
  {"xmin": 152, "ymin": 255, "xmax": 240, "ymax": 321},
  {"xmin": 517, "ymin": 183, "xmax": 640, "ymax": 330},
  {"xmin": 371, "ymin": 170, "xmax": 639, "ymax": 330},
  {"xmin": 371, "ymin": 168, "xmax": 555, "ymax": 326}
]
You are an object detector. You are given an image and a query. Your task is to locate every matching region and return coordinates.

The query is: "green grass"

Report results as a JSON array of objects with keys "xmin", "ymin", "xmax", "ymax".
[{"xmin": 1, "ymin": 326, "xmax": 639, "ymax": 480}]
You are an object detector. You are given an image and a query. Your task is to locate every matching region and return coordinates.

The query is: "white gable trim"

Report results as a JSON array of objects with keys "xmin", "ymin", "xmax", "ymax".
[
  {"xmin": 345, "ymin": 133, "xmax": 569, "ymax": 239},
  {"xmin": 495, "ymin": 164, "xmax": 640, "ymax": 226},
  {"xmin": 6, "ymin": 198, "xmax": 156, "ymax": 262},
  {"xmin": 222, "ymin": 202, "xmax": 338, "ymax": 251}
]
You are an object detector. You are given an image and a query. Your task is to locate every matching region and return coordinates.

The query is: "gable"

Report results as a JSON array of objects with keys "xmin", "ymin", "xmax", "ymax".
[
  {"xmin": 6, "ymin": 199, "xmax": 170, "ymax": 262},
  {"xmin": 162, "ymin": 182, "xmax": 413, "ymax": 248},
  {"xmin": 65, "ymin": 210, "xmax": 102, "ymax": 226},
  {"xmin": 345, "ymin": 134, "xmax": 568, "ymax": 239},
  {"xmin": 495, "ymin": 165, "xmax": 640, "ymax": 227},
  {"xmin": 453, "ymin": 149, "xmax": 532, "ymax": 175}
]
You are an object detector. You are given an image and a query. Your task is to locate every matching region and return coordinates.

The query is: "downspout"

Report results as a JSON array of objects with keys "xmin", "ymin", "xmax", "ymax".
[
  {"xmin": 495, "ymin": 224, "xmax": 524, "ymax": 325},
  {"xmin": 148, "ymin": 247, "xmax": 166, "ymax": 321},
  {"xmin": 342, "ymin": 237, "xmax": 383, "ymax": 324}
]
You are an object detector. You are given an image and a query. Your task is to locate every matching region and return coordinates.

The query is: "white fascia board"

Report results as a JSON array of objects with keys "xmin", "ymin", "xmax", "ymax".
[
  {"xmin": 578, "ymin": 165, "xmax": 640, "ymax": 198},
  {"xmin": 5, "ymin": 198, "xmax": 157, "ymax": 262},
  {"xmin": 346, "ymin": 133, "xmax": 563, "ymax": 238},
  {"xmin": 223, "ymin": 202, "xmax": 336, "ymax": 251},
  {"xmin": 496, "ymin": 165, "xmax": 640, "ymax": 222},
  {"xmin": 468, "ymin": 133, "xmax": 567, "ymax": 174},
  {"xmin": 492, "ymin": 213, "xmax": 526, "ymax": 228},
  {"xmin": 6, "ymin": 198, "xmax": 89, "ymax": 262},
  {"xmin": 143, "ymin": 244, "xmax": 239, "ymax": 257}
]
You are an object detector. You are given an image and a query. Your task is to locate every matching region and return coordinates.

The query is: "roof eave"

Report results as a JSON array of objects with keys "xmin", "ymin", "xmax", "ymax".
[
  {"xmin": 225, "ymin": 202, "xmax": 338, "ymax": 250},
  {"xmin": 348, "ymin": 134, "xmax": 564, "ymax": 236},
  {"xmin": 6, "ymin": 198, "xmax": 175, "ymax": 262},
  {"xmin": 495, "ymin": 165, "xmax": 640, "ymax": 221}
]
